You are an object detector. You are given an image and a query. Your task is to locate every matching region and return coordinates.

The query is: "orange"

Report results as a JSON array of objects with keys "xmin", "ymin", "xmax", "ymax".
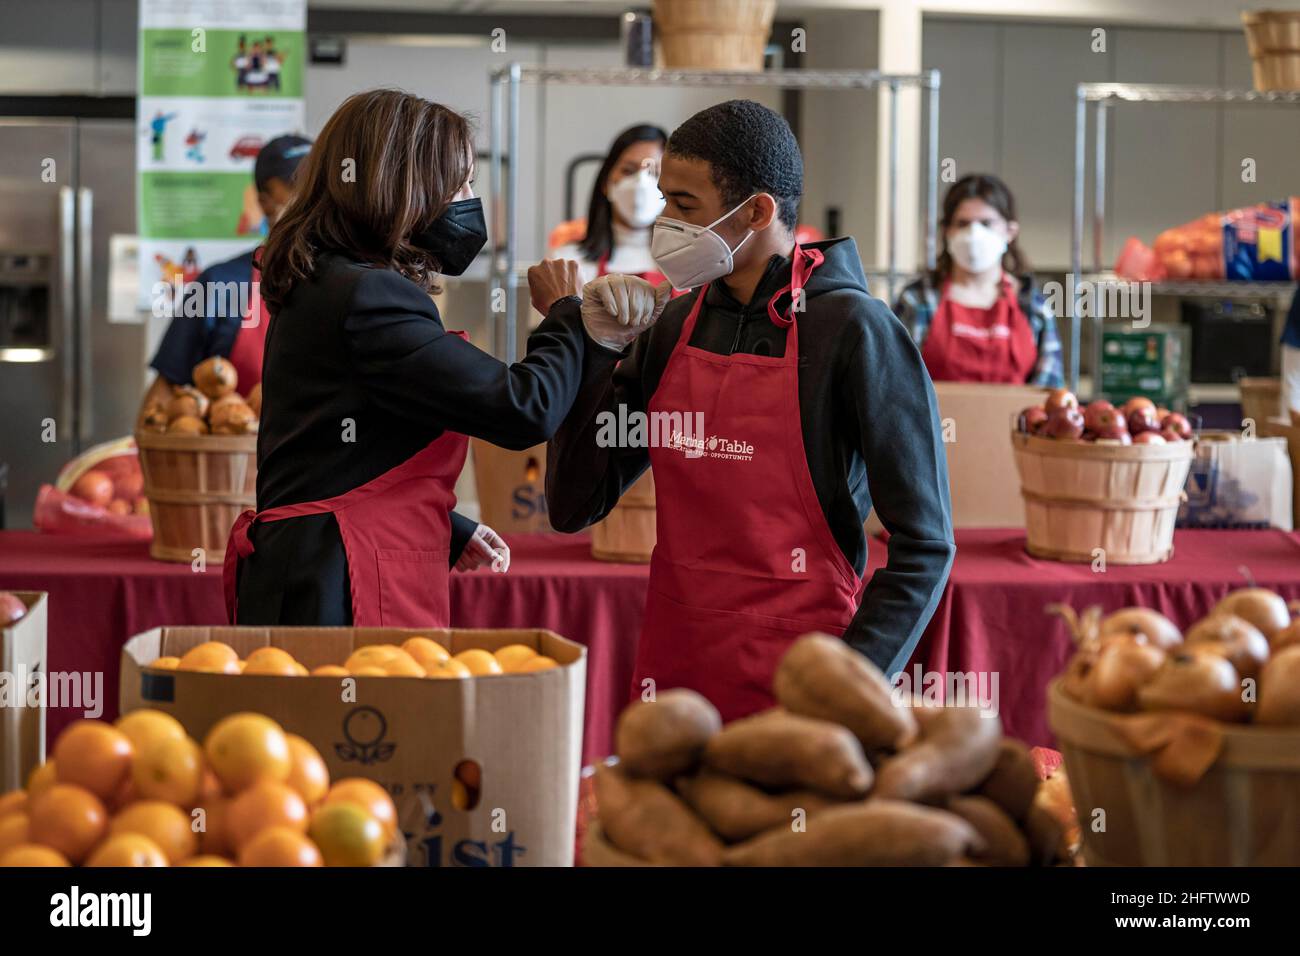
[
  {"xmin": 0, "ymin": 844, "xmax": 71, "ymax": 867},
  {"xmin": 343, "ymin": 645, "xmax": 402, "ymax": 671},
  {"xmin": 381, "ymin": 655, "xmax": 427, "ymax": 677},
  {"xmin": 226, "ymin": 781, "xmax": 308, "ymax": 851},
  {"xmin": 26, "ymin": 761, "xmax": 57, "ymax": 801},
  {"xmin": 323, "ymin": 779, "xmax": 398, "ymax": 838},
  {"xmin": 204, "ymin": 713, "xmax": 291, "ymax": 792},
  {"xmin": 194, "ymin": 796, "xmax": 231, "ymax": 856},
  {"xmin": 115, "ymin": 709, "xmax": 186, "ymax": 755},
  {"xmin": 516, "ymin": 656, "xmax": 559, "ymax": 673},
  {"xmin": 53, "ymin": 720, "xmax": 134, "ymax": 801},
  {"xmin": 238, "ymin": 826, "xmax": 323, "ymax": 867},
  {"xmin": 0, "ymin": 812, "xmax": 29, "ymax": 855},
  {"xmin": 454, "ymin": 649, "xmax": 503, "ymax": 677},
  {"xmin": 0, "ymin": 790, "xmax": 26, "ymax": 819},
  {"xmin": 245, "ymin": 646, "xmax": 298, "ymax": 668},
  {"xmin": 150, "ymin": 656, "xmax": 181, "ymax": 670},
  {"xmin": 179, "ymin": 855, "xmax": 234, "ymax": 866},
  {"xmin": 107, "ymin": 774, "xmax": 139, "ymax": 813},
  {"xmin": 26, "ymin": 784, "xmax": 108, "ymax": 864},
  {"xmin": 133, "ymin": 734, "xmax": 203, "ymax": 806},
  {"xmin": 402, "ymin": 637, "xmax": 451, "ymax": 669},
  {"xmin": 425, "ymin": 659, "xmax": 471, "ymax": 680},
  {"xmin": 308, "ymin": 802, "xmax": 385, "ymax": 867},
  {"xmin": 86, "ymin": 833, "xmax": 167, "ymax": 867},
  {"xmin": 237, "ymin": 660, "xmax": 247, "ymax": 673},
  {"xmin": 243, "ymin": 656, "xmax": 300, "ymax": 676},
  {"xmin": 310, "ymin": 665, "xmax": 349, "ymax": 677},
  {"xmin": 285, "ymin": 735, "xmax": 329, "ymax": 805},
  {"xmin": 292, "ymin": 662, "xmax": 308, "ymax": 676},
  {"xmin": 177, "ymin": 641, "xmax": 240, "ymax": 674},
  {"xmin": 350, "ymin": 666, "xmax": 387, "ymax": 677},
  {"xmin": 110, "ymin": 800, "xmax": 197, "ymax": 864},
  {"xmin": 494, "ymin": 644, "xmax": 538, "ymax": 672}
]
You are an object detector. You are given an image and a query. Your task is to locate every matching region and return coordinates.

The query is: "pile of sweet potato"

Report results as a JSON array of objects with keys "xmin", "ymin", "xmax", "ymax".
[{"xmin": 593, "ymin": 633, "xmax": 1074, "ymax": 867}]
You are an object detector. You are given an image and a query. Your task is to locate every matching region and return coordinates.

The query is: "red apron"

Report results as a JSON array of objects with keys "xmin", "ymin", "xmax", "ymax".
[
  {"xmin": 222, "ymin": 333, "xmax": 471, "ymax": 628},
  {"xmin": 227, "ymin": 248, "xmax": 267, "ymax": 395},
  {"xmin": 921, "ymin": 276, "xmax": 1037, "ymax": 383},
  {"xmin": 631, "ymin": 245, "xmax": 862, "ymax": 721}
]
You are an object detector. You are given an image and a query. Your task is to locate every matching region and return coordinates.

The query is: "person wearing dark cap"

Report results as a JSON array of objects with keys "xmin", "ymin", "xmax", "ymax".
[{"xmin": 139, "ymin": 134, "xmax": 312, "ymax": 414}]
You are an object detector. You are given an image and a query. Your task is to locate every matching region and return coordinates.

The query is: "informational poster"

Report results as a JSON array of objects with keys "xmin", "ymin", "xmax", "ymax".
[{"xmin": 136, "ymin": 0, "xmax": 306, "ymax": 308}]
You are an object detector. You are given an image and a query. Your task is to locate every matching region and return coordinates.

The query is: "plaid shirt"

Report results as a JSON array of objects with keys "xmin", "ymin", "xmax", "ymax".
[{"xmin": 893, "ymin": 275, "xmax": 1065, "ymax": 388}]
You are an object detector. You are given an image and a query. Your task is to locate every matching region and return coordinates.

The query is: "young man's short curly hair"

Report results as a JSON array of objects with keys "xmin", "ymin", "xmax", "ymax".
[{"xmin": 667, "ymin": 99, "xmax": 802, "ymax": 230}]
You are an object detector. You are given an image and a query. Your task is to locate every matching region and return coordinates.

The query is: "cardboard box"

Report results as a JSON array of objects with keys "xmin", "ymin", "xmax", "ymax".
[
  {"xmin": 1263, "ymin": 416, "xmax": 1300, "ymax": 527},
  {"xmin": 1, "ymin": 591, "xmax": 47, "ymax": 792},
  {"xmin": 1179, "ymin": 430, "xmax": 1293, "ymax": 530},
  {"xmin": 868, "ymin": 383, "xmax": 1048, "ymax": 534},
  {"xmin": 469, "ymin": 439, "xmax": 550, "ymax": 533},
  {"xmin": 120, "ymin": 626, "xmax": 586, "ymax": 867}
]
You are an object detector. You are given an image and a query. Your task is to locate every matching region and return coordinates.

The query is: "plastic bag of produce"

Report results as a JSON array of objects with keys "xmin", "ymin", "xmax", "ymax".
[
  {"xmin": 1149, "ymin": 199, "xmax": 1299, "ymax": 282},
  {"xmin": 32, "ymin": 436, "xmax": 152, "ymax": 539},
  {"xmin": 1178, "ymin": 431, "xmax": 1293, "ymax": 530}
]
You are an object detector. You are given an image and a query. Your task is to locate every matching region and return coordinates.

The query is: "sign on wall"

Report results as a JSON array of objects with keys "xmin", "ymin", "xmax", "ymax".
[{"xmin": 136, "ymin": 0, "xmax": 306, "ymax": 307}]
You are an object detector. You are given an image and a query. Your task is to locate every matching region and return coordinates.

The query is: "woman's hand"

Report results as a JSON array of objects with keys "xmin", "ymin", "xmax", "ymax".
[
  {"xmin": 527, "ymin": 258, "xmax": 584, "ymax": 316},
  {"xmin": 454, "ymin": 523, "xmax": 511, "ymax": 573}
]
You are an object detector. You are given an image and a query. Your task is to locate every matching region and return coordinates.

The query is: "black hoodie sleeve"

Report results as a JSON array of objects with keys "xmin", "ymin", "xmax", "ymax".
[{"xmin": 839, "ymin": 300, "xmax": 956, "ymax": 676}]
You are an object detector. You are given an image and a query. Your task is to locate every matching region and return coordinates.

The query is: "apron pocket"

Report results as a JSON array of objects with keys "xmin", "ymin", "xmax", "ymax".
[{"xmin": 375, "ymin": 548, "xmax": 451, "ymax": 628}]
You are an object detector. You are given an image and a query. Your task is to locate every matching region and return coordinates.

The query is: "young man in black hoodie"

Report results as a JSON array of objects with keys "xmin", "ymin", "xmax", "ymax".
[{"xmin": 547, "ymin": 100, "xmax": 955, "ymax": 720}]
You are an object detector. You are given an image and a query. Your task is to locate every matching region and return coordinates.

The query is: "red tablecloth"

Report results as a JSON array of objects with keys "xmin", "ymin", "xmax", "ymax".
[
  {"xmin": 0, "ymin": 530, "xmax": 648, "ymax": 764},
  {"xmin": 904, "ymin": 528, "xmax": 1300, "ymax": 747},
  {"xmin": 5, "ymin": 527, "xmax": 1300, "ymax": 763}
]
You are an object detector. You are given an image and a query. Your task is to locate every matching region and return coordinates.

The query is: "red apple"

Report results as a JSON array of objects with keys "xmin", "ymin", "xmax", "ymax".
[
  {"xmin": 1083, "ymin": 400, "xmax": 1117, "ymax": 433},
  {"xmin": 1045, "ymin": 389, "xmax": 1079, "ymax": 413},
  {"xmin": 1122, "ymin": 396, "xmax": 1156, "ymax": 417},
  {"xmin": 1161, "ymin": 412, "xmax": 1192, "ymax": 440},
  {"xmin": 1133, "ymin": 431, "xmax": 1166, "ymax": 445},
  {"xmin": 1160, "ymin": 426, "xmax": 1183, "ymax": 443},
  {"xmin": 70, "ymin": 469, "xmax": 115, "ymax": 508},
  {"xmin": 0, "ymin": 592, "xmax": 26, "ymax": 625},
  {"xmin": 1127, "ymin": 406, "xmax": 1160, "ymax": 435},
  {"xmin": 1043, "ymin": 406, "xmax": 1085, "ymax": 440},
  {"xmin": 1019, "ymin": 406, "xmax": 1049, "ymax": 434}
]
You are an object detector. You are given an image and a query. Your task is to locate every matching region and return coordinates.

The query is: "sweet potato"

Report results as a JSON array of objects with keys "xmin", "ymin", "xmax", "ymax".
[
  {"xmin": 975, "ymin": 739, "xmax": 1040, "ymax": 822},
  {"xmin": 1024, "ymin": 801, "xmax": 1066, "ymax": 866},
  {"xmin": 593, "ymin": 763, "xmax": 723, "ymax": 866},
  {"xmin": 773, "ymin": 633, "xmax": 917, "ymax": 751},
  {"xmin": 703, "ymin": 708, "xmax": 873, "ymax": 798},
  {"xmin": 615, "ymin": 688, "xmax": 722, "ymax": 779},
  {"xmin": 946, "ymin": 795, "xmax": 1031, "ymax": 867},
  {"xmin": 873, "ymin": 705, "xmax": 1002, "ymax": 803},
  {"xmin": 723, "ymin": 799, "xmax": 984, "ymax": 867},
  {"xmin": 675, "ymin": 770, "xmax": 842, "ymax": 843}
]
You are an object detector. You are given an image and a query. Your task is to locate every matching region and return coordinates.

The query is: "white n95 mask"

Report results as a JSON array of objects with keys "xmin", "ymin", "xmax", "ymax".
[
  {"xmin": 609, "ymin": 168, "xmax": 666, "ymax": 228},
  {"xmin": 651, "ymin": 196, "xmax": 758, "ymax": 291},
  {"xmin": 948, "ymin": 221, "xmax": 1008, "ymax": 274}
]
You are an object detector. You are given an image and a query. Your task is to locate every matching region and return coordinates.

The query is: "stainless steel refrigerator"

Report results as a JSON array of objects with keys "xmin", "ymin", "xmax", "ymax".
[{"xmin": 0, "ymin": 118, "xmax": 142, "ymax": 529}]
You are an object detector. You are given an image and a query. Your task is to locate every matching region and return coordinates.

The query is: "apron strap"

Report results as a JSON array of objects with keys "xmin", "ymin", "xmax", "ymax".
[{"xmin": 767, "ymin": 244, "xmax": 825, "ymax": 328}]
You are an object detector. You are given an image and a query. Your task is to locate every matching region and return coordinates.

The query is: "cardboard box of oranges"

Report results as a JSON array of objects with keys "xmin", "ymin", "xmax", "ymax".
[
  {"xmin": 1, "ymin": 591, "xmax": 47, "ymax": 793},
  {"xmin": 119, "ymin": 625, "xmax": 586, "ymax": 867}
]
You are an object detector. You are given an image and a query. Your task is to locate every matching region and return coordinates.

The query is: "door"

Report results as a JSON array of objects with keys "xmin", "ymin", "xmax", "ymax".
[{"xmin": 0, "ymin": 120, "xmax": 77, "ymax": 529}]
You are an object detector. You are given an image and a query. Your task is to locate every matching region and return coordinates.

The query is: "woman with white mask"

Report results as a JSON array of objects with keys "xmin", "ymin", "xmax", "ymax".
[
  {"xmin": 895, "ymin": 174, "xmax": 1063, "ymax": 386},
  {"xmin": 549, "ymin": 124, "xmax": 670, "ymax": 285}
]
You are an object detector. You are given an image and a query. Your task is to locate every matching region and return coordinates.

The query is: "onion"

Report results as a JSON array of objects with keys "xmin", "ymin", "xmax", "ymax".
[
  {"xmin": 1213, "ymin": 588, "xmax": 1291, "ymax": 641},
  {"xmin": 1257, "ymin": 647, "xmax": 1300, "ymax": 726},
  {"xmin": 1184, "ymin": 614, "xmax": 1271, "ymax": 681},
  {"xmin": 1098, "ymin": 607, "xmax": 1183, "ymax": 650},
  {"xmin": 1273, "ymin": 621, "xmax": 1300, "ymax": 653},
  {"xmin": 1137, "ymin": 652, "xmax": 1251, "ymax": 723},
  {"xmin": 1083, "ymin": 639, "xmax": 1166, "ymax": 712},
  {"xmin": 1061, "ymin": 652, "xmax": 1094, "ymax": 702}
]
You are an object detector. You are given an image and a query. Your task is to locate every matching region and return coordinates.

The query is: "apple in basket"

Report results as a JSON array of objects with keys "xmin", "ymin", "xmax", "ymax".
[
  {"xmin": 1126, "ymin": 405, "xmax": 1161, "ymax": 436},
  {"xmin": 1019, "ymin": 406, "xmax": 1049, "ymax": 434},
  {"xmin": 1161, "ymin": 412, "xmax": 1192, "ymax": 441},
  {"xmin": 1133, "ymin": 431, "xmax": 1166, "ymax": 445},
  {"xmin": 1045, "ymin": 388, "xmax": 1079, "ymax": 414},
  {"xmin": 1043, "ymin": 406, "xmax": 1085, "ymax": 440},
  {"xmin": 1085, "ymin": 401, "xmax": 1128, "ymax": 441},
  {"xmin": 0, "ymin": 592, "xmax": 26, "ymax": 624}
]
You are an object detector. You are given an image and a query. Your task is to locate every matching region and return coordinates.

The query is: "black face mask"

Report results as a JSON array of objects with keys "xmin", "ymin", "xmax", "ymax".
[{"xmin": 411, "ymin": 198, "xmax": 488, "ymax": 276}]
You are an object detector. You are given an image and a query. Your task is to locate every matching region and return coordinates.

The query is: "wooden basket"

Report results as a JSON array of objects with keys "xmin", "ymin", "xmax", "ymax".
[
  {"xmin": 1048, "ymin": 679, "xmax": 1300, "ymax": 866},
  {"xmin": 1243, "ymin": 11, "xmax": 1300, "ymax": 91},
  {"xmin": 655, "ymin": 0, "xmax": 776, "ymax": 71},
  {"xmin": 136, "ymin": 430, "xmax": 256, "ymax": 564},
  {"xmin": 591, "ymin": 470, "xmax": 656, "ymax": 563},
  {"xmin": 1238, "ymin": 376, "xmax": 1282, "ymax": 429},
  {"xmin": 1011, "ymin": 431, "xmax": 1193, "ymax": 565}
]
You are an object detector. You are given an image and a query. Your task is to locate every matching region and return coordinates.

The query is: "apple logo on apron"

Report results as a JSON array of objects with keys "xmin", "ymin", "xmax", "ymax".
[{"xmin": 336, "ymin": 705, "xmax": 396, "ymax": 764}]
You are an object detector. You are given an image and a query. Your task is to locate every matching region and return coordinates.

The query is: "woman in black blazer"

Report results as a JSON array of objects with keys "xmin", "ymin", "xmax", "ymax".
[{"xmin": 224, "ymin": 89, "xmax": 620, "ymax": 627}]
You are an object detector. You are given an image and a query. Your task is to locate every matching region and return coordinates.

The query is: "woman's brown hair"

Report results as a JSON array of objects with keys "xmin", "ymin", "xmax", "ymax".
[
  {"xmin": 259, "ymin": 89, "xmax": 474, "ymax": 311},
  {"xmin": 932, "ymin": 173, "xmax": 1028, "ymax": 283}
]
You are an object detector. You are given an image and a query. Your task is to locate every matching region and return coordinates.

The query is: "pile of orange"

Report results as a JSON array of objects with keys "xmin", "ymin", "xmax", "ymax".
[
  {"xmin": 148, "ymin": 636, "xmax": 559, "ymax": 679},
  {"xmin": 0, "ymin": 710, "xmax": 398, "ymax": 867}
]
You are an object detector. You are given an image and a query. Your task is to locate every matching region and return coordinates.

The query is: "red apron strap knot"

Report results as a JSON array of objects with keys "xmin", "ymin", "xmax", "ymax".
[
  {"xmin": 767, "ymin": 244, "xmax": 824, "ymax": 328},
  {"xmin": 223, "ymin": 509, "xmax": 257, "ymax": 624}
]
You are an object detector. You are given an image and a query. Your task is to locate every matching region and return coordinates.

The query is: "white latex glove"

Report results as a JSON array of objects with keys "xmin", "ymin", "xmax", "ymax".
[
  {"xmin": 454, "ymin": 523, "xmax": 511, "ymax": 573},
  {"xmin": 580, "ymin": 274, "xmax": 671, "ymax": 351}
]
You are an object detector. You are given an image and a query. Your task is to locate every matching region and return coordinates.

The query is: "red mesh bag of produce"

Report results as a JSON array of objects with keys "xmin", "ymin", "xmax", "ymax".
[{"xmin": 32, "ymin": 436, "xmax": 152, "ymax": 540}]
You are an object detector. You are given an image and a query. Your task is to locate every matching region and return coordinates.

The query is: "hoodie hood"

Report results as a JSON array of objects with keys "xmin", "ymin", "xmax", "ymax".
[{"xmin": 705, "ymin": 235, "xmax": 872, "ymax": 312}]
